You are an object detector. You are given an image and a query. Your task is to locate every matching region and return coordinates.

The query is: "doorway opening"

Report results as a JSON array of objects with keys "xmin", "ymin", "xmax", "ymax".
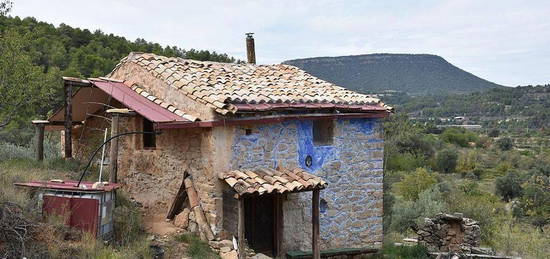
[{"xmin": 244, "ymin": 194, "xmax": 282, "ymax": 256}]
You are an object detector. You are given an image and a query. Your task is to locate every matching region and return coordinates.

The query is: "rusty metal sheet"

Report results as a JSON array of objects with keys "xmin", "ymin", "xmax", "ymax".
[
  {"xmin": 69, "ymin": 197, "xmax": 99, "ymax": 237},
  {"xmin": 15, "ymin": 180, "xmax": 120, "ymax": 192}
]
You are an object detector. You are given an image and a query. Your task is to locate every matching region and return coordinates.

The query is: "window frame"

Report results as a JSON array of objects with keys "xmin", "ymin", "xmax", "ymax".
[{"xmin": 312, "ymin": 119, "xmax": 334, "ymax": 146}]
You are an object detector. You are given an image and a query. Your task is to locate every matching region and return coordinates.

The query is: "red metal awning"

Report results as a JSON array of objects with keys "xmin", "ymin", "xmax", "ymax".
[
  {"xmin": 90, "ymin": 80, "xmax": 189, "ymax": 123},
  {"xmin": 47, "ymin": 79, "xmax": 191, "ymax": 128}
]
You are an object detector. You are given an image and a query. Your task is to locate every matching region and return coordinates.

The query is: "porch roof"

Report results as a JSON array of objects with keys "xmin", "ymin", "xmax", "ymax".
[{"xmin": 220, "ymin": 168, "xmax": 327, "ymax": 196}]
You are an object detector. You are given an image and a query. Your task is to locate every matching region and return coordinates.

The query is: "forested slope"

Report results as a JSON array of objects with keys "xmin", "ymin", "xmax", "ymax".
[
  {"xmin": 284, "ymin": 54, "xmax": 503, "ymax": 95},
  {"xmin": 0, "ymin": 14, "xmax": 238, "ymax": 143}
]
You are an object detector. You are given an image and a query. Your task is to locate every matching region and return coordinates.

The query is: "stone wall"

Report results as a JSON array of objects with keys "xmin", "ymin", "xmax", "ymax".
[
  {"xmin": 417, "ymin": 213, "xmax": 481, "ymax": 253},
  {"xmin": 70, "ymin": 114, "xmax": 223, "ymax": 235},
  {"xmin": 230, "ymin": 118, "xmax": 384, "ymax": 252}
]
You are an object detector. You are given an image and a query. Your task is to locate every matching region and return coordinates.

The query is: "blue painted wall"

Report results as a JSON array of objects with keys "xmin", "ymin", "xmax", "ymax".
[{"xmin": 231, "ymin": 118, "xmax": 384, "ymax": 249}]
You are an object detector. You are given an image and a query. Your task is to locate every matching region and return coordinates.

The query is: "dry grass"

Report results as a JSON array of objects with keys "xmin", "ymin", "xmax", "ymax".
[{"xmin": 0, "ymin": 142, "xmax": 152, "ymax": 258}]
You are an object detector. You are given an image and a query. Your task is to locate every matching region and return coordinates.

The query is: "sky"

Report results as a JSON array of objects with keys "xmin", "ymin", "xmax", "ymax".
[{"xmin": 11, "ymin": 0, "xmax": 550, "ymax": 86}]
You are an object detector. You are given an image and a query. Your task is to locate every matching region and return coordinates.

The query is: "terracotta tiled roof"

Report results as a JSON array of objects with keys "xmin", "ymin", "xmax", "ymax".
[
  {"xmin": 220, "ymin": 168, "xmax": 327, "ymax": 196},
  {"xmin": 109, "ymin": 52, "xmax": 389, "ymax": 115}
]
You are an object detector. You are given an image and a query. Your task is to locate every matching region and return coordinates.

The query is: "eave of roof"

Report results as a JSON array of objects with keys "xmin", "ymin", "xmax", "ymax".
[{"xmin": 221, "ymin": 168, "xmax": 327, "ymax": 196}]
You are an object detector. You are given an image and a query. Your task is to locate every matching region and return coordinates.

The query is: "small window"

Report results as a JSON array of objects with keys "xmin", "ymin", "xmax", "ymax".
[
  {"xmin": 313, "ymin": 120, "xmax": 334, "ymax": 145},
  {"xmin": 143, "ymin": 118, "xmax": 156, "ymax": 149}
]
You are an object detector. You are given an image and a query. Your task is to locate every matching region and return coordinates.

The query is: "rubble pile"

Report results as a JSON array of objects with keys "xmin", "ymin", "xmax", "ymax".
[{"xmin": 417, "ymin": 213, "xmax": 481, "ymax": 253}]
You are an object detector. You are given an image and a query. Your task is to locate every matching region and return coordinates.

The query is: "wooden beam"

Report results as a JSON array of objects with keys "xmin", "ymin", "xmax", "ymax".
[
  {"xmin": 166, "ymin": 171, "xmax": 189, "ymax": 220},
  {"xmin": 32, "ymin": 121, "xmax": 47, "ymax": 161},
  {"xmin": 238, "ymin": 198, "xmax": 246, "ymax": 259},
  {"xmin": 274, "ymin": 194, "xmax": 284, "ymax": 257},
  {"xmin": 108, "ymin": 113, "xmax": 119, "ymax": 183},
  {"xmin": 64, "ymin": 80, "xmax": 73, "ymax": 158},
  {"xmin": 156, "ymin": 112, "xmax": 389, "ymax": 130},
  {"xmin": 312, "ymin": 189, "xmax": 320, "ymax": 259},
  {"xmin": 184, "ymin": 177, "xmax": 215, "ymax": 241}
]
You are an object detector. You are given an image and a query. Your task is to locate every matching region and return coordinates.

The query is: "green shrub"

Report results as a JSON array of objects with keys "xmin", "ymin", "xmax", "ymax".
[
  {"xmin": 441, "ymin": 127, "xmax": 479, "ymax": 147},
  {"xmin": 518, "ymin": 173, "xmax": 550, "ymax": 230},
  {"xmin": 380, "ymin": 243, "xmax": 429, "ymax": 259},
  {"xmin": 113, "ymin": 193, "xmax": 146, "ymax": 247},
  {"xmin": 386, "ymin": 153, "xmax": 426, "ymax": 171},
  {"xmin": 496, "ymin": 137, "xmax": 513, "ymax": 151},
  {"xmin": 390, "ymin": 187, "xmax": 447, "ymax": 232},
  {"xmin": 435, "ymin": 149, "xmax": 458, "ymax": 173},
  {"xmin": 495, "ymin": 172, "xmax": 524, "ymax": 202},
  {"xmin": 488, "ymin": 128, "xmax": 500, "ymax": 138},
  {"xmin": 393, "ymin": 168, "xmax": 437, "ymax": 201},
  {"xmin": 175, "ymin": 233, "xmax": 220, "ymax": 259},
  {"xmin": 0, "ymin": 142, "xmax": 33, "ymax": 160},
  {"xmin": 492, "ymin": 218, "xmax": 550, "ymax": 258},
  {"xmin": 446, "ymin": 183, "xmax": 504, "ymax": 243}
]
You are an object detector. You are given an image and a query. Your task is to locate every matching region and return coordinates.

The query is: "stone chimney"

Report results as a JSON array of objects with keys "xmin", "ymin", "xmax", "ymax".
[{"xmin": 245, "ymin": 33, "xmax": 256, "ymax": 64}]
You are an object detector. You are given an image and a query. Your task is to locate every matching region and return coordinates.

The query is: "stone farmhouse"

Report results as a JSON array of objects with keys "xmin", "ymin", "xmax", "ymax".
[{"xmin": 42, "ymin": 39, "xmax": 391, "ymax": 258}]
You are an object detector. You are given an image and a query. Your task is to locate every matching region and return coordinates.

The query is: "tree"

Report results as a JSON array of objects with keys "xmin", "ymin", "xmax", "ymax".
[
  {"xmin": 0, "ymin": 29, "xmax": 58, "ymax": 130},
  {"xmin": 393, "ymin": 168, "xmax": 438, "ymax": 201},
  {"xmin": 495, "ymin": 172, "xmax": 524, "ymax": 202},
  {"xmin": 0, "ymin": 0, "xmax": 12, "ymax": 16},
  {"xmin": 390, "ymin": 186, "xmax": 447, "ymax": 232},
  {"xmin": 496, "ymin": 137, "xmax": 513, "ymax": 151},
  {"xmin": 488, "ymin": 128, "xmax": 500, "ymax": 137},
  {"xmin": 436, "ymin": 149, "xmax": 458, "ymax": 173},
  {"xmin": 519, "ymin": 173, "xmax": 550, "ymax": 230}
]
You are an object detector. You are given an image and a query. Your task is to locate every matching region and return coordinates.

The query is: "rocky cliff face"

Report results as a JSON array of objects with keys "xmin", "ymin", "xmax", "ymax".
[{"xmin": 284, "ymin": 54, "xmax": 503, "ymax": 95}]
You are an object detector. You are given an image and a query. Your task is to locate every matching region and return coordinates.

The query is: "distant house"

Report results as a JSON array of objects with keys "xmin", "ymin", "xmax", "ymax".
[{"xmin": 44, "ymin": 50, "xmax": 391, "ymax": 257}]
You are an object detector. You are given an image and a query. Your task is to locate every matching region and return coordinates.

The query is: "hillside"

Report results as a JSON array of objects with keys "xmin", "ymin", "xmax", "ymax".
[
  {"xmin": 284, "ymin": 54, "xmax": 503, "ymax": 95},
  {"xmin": 398, "ymin": 85, "xmax": 550, "ymax": 131}
]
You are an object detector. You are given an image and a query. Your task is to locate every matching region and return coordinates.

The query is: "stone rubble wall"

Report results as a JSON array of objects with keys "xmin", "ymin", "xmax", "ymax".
[
  {"xmin": 417, "ymin": 213, "xmax": 481, "ymax": 253},
  {"xmin": 230, "ymin": 118, "xmax": 384, "ymax": 252},
  {"xmin": 91, "ymin": 116, "xmax": 222, "ymax": 236}
]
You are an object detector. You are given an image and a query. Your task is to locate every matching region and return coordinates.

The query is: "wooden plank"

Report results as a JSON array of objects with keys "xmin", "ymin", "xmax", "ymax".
[
  {"xmin": 34, "ymin": 123, "xmax": 45, "ymax": 161},
  {"xmin": 184, "ymin": 177, "xmax": 214, "ymax": 241},
  {"xmin": 238, "ymin": 198, "xmax": 245, "ymax": 259},
  {"xmin": 64, "ymin": 81, "xmax": 73, "ymax": 158},
  {"xmin": 312, "ymin": 189, "xmax": 320, "ymax": 259},
  {"xmin": 274, "ymin": 194, "xmax": 284, "ymax": 257},
  {"xmin": 108, "ymin": 114, "xmax": 119, "ymax": 183},
  {"xmin": 166, "ymin": 171, "xmax": 189, "ymax": 219},
  {"xmin": 286, "ymin": 247, "xmax": 379, "ymax": 259}
]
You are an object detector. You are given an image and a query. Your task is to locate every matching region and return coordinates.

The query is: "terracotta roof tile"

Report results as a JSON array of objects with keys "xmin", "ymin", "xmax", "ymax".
[
  {"xmin": 220, "ymin": 168, "xmax": 327, "ymax": 196},
  {"xmin": 109, "ymin": 53, "xmax": 391, "ymax": 115}
]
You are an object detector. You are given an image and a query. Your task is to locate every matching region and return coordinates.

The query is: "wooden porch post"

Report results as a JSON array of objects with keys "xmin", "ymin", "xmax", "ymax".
[
  {"xmin": 312, "ymin": 189, "xmax": 320, "ymax": 259},
  {"xmin": 238, "ymin": 197, "xmax": 246, "ymax": 259},
  {"xmin": 32, "ymin": 120, "xmax": 48, "ymax": 161},
  {"xmin": 108, "ymin": 113, "xmax": 119, "ymax": 183},
  {"xmin": 63, "ymin": 81, "xmax": 72, "ymax": 158}
]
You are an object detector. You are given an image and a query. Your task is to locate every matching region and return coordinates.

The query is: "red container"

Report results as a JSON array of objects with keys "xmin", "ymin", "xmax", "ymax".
[{"xmin": 15, "ymin": 180, "xmax": 120, "ymax": 239}]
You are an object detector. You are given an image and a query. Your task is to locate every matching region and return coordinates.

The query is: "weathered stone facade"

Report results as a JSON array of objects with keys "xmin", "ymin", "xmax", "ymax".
[
  {"xmin": 230, "ymin": 118, "xmax": 384, "ymax": 251},
  {"xmin": 70, "ymin": 115, "xmax": 385, "ymax": 254}
]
